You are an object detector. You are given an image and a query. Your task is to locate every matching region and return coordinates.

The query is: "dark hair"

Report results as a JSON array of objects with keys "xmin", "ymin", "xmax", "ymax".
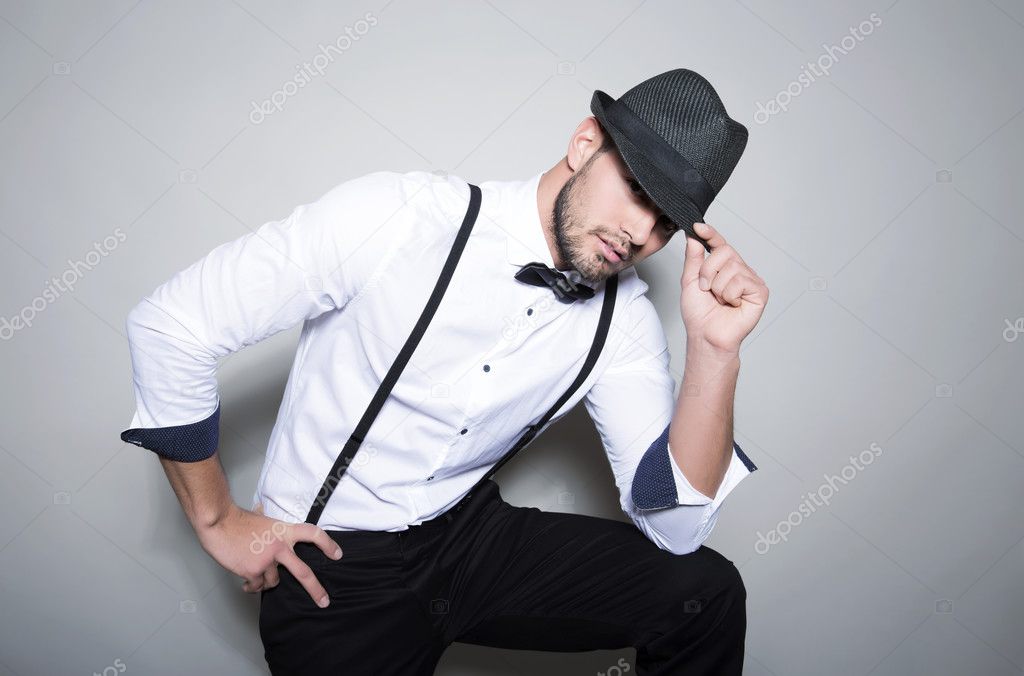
[{"xmin": 596, "ymin": 125, "xmax": 618, "ymax": 156}]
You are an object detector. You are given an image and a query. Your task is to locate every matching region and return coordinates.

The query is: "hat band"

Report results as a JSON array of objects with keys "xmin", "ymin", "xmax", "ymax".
[{"xmin": 603, "ymin": 97, "xmax": 716, "ymax": 215}]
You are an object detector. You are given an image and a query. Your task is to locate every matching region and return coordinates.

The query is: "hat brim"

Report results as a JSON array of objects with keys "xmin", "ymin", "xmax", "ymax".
[{"xmin": 590, "ymin": 90, "xmax": 711, "ymax": 252}]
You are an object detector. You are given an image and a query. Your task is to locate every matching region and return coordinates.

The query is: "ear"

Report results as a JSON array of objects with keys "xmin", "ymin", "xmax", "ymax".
[{"xmin": 567, "ymin": 117, "xmax": 603, "ymax": 172}]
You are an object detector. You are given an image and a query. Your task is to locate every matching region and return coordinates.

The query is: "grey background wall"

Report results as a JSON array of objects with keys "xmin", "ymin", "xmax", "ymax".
[{"xmin": 1, "ymin": 1, "xmax": 1021, "ymax": 674}]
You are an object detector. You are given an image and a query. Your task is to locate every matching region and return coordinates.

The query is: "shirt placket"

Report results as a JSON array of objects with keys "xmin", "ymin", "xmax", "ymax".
[{"xmin": 454, "ymin": 287, "xmax": 577, "ymax": 463}]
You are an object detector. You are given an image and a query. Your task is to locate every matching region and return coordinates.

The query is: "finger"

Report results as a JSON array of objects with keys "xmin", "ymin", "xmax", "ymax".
[
  {"xmin": 263, "ymin": 563, "xmax": 281, "ymax": 590},
  {"xmin": 681, "ymin": 222, "xmax": 712, "ymax": 254},
  {"xmin": 277, "ymin": 548, "xmax": 330, "ymax": 608},
  {"xmin": 241, "ymin": 572, "xmax": 266, "ymax": 593},
  {"xmin": 698, "ymin": 250, "xmax": 732, "ymax": 295},
  {"xmin": 681, "ymin": 227, "xmax": 708, "ymax": 288},
  {"xmin": 692, "ymin": 222, "xmax": 727, "ymax": 250},
  {"xmin": 708, "ymin": 259, "xmax": 745, "ymax": 301},
  {"xmin": 291, "ymin": 523, "xmax": 343, "ymax": 561},
  {"xmin": 721, "ymin": 274, "xmax": 758, "ymax": 307},
  {"xmin": 701, "ymin": 247, "xmax": 745, "ymax": 294}
]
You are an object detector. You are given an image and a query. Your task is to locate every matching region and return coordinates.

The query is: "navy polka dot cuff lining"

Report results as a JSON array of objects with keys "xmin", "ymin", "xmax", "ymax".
[
  {"xmin": 632, "ymin": 422, "xmax": 678, "ymax": 510},
  {"xmin": 632, "ymin": 421, "xmax": 758, "ymax": 510},
  {"xmin": 120, "ymin": 403, "xmax": 221, "ymax": 463}
]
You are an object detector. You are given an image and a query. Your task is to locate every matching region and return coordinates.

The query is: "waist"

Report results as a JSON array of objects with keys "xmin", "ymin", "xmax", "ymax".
[{"xmin": 317, "ymin": 479, "xmax": 499, "ymax": 538}]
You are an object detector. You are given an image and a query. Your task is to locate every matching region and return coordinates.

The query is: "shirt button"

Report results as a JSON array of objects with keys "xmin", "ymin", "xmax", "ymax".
[
  {"xmin": 427, "ymin": 475, "xmax": 435, "ymax": 481},
  {"xmin": 460, "ymin": 428, "xmax": 468, "ymax": 435},
  {"xmin": 483, "ymin": 364, "xmax": 490, "ymax": 372},
  {"xmin": 527, "ymin": 308, "xmax": 533, "ymax": 315}
]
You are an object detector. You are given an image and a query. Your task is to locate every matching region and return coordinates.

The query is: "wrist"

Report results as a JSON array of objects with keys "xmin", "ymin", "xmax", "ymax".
[{"xmin": 685, "ymin": 335, "xmax": 741, "ymax": 365}]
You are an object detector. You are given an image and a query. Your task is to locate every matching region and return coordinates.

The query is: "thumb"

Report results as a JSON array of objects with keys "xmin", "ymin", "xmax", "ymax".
[{"xmin": 681, "ymin": 226, "xmax": 706, "ymax": 287}]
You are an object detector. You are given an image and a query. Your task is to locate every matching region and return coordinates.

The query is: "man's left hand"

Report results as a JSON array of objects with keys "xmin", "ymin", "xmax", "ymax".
[{"xmin": 680, "ymin": 221, "xmax": 769, "ymax": 355}]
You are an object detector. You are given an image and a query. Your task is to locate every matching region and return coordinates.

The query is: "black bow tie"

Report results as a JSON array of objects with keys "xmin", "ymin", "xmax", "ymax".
[{"xmin": 514, "ymin": 262, "xmax": 595, "ymax": 303}]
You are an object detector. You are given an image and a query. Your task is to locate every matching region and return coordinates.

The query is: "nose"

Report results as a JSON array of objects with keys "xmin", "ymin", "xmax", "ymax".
[{"xmin": 622, "ymin": 205, "xmax": 661, "ymax": 250}]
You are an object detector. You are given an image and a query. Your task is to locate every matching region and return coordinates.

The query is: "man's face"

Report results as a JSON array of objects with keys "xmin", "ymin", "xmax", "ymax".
[{"xmin": 552, "ymin": 145, "xmax": 680, "ymax": 285}]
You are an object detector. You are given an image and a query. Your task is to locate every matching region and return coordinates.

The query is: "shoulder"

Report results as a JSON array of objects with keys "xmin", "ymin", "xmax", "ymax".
[
  {"xmin": 395, "ymin": 169, "xmax": 476, "ymax": 227},
  {"xmin": 310, "ymin": 169, "xmax": 447, "ymax": 215},
  {"xmin": 614, "ymin": 266, "xmax": 660, "ymax": 327},
  {"xmin": 303, "ymin": 169, "xmax": 473, "ymax": 251},
  {"xmin": 604, "ymin": 266, "xmax": 671, "ymax": 368},
  {"xmin": 348, "ymin": 168, "xmax": 471, "ymax": 208}
]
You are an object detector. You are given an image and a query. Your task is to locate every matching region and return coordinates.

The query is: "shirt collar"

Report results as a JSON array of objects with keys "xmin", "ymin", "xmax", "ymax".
[{"xmin": 498, "ymin": 171, "xmax": 576, "ymax": 274}]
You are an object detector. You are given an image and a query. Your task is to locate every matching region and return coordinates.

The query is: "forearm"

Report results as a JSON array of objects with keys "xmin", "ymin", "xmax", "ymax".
[
  {"xmin": 158, "ymin": 453, "xmax": 236, "ymax": 532},
  {"xmin": 667, "ymin": 339, "xmax": 740, "ymax": 498}
]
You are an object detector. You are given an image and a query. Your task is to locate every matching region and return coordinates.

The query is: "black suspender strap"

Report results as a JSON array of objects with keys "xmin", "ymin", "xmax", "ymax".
[
  {"xmin": 458, "ymin": 272, "xmax": 618, "ymax": 505},
  {"xmin": 304, "ymin": 183, "xmax": 483, "ymax": 525}
]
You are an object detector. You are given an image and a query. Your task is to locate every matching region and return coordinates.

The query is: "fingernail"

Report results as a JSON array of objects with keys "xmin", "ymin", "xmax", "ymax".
[
  {"xmin": 332, "ymin": 547, "xmax": 343, "ymax": 559},
  {"xmin": 699, "ymin": 277, "xmax": 710, "ymax": 291},
  {"xmin": 318, "ymin": 595, "xmax": 329, "ymax": 608}
]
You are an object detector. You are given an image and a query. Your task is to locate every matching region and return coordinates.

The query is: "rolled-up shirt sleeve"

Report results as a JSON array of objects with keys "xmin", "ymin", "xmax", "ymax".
[
  {"xmin": 582, "ymin": 286, "xmax": 757, "ymax": 555},
  {"xmin": 120, "ymin": 170, "xmax": 412, "ymax": 462}
]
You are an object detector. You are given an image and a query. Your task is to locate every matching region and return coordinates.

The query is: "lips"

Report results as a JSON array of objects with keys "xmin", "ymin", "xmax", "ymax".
[{"xmin": 598, "ymin": 235, "xmax": 625, "ymax": 263}]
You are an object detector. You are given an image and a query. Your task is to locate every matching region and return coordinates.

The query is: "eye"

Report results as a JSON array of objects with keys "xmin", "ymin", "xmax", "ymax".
[
  {"xmin": 625, "ymin": 176, "xmax": 647, "ymax": 198},
  {"xmin": 658, "ymin": 215, "xmax": 679, "ymax": 235}
]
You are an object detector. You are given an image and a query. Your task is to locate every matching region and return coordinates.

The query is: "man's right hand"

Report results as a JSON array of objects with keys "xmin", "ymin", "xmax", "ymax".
[{"xmin": 196, "ymin": 502, "xmax": 343, "ymax": 608}]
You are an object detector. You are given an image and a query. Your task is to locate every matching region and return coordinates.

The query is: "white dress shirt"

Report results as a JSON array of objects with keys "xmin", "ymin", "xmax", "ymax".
[{"xmin": 120, "ymin": 169, "xmax": 757, "ymax": 555}]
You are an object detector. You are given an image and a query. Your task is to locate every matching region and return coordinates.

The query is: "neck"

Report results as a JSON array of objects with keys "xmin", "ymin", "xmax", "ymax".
[{"xmin": 537, "ymin": 160, "xmax": 573, "ymax": 270}]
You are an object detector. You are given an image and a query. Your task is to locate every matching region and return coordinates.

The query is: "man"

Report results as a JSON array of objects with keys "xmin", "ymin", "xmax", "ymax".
[{"xmin": 119, "ymin": 68, "xmax": 768, "ymax": 674}]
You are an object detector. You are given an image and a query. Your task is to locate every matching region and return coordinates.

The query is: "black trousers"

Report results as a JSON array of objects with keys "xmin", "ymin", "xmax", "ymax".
[{"xmin": 259, "ymin": 479, "xmax": 747, "ymax": 675}]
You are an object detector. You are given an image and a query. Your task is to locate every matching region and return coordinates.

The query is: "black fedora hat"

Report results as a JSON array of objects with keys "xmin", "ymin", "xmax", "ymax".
[{"xmin": 590, "ymin": 68, "xmax": 748, "ymax": 252}]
